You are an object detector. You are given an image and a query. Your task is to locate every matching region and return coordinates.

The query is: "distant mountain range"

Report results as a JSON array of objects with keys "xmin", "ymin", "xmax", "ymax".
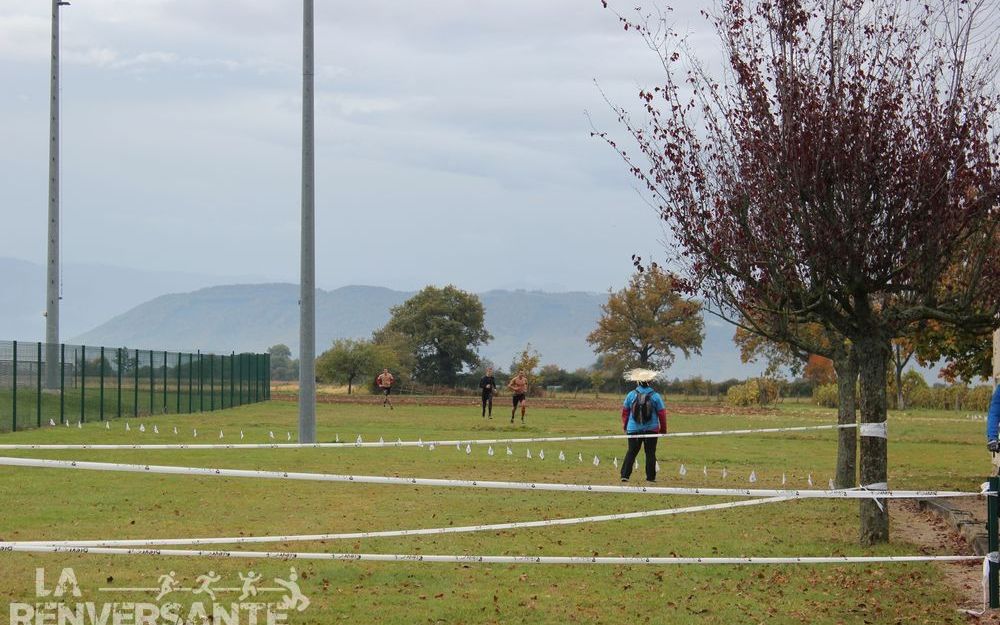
[
  {"xmin": 66, "ymin": 283, "xmax": 758, "ymax": 377},
  {"xmin": 0, "ymin": 256, "xmax": 800, "ymax": 378}
]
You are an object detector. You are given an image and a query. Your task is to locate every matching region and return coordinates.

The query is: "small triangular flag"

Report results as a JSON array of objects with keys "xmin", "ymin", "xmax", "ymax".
[
  {"xmin": 613, "ymin": 457, "xmax": 619, "ymax": 469},
  {"xmin": 139, "ymin": 424, "xmax": 145, "ymax": 433},
  {"xmin": 829, "ymin": 478, "xmax": 836, "ymax": 490},
  {"xmin": 219, "ymin": 430, "xmax": 224, "ymax": 439},
  {"xmin": 456, "ymin": 442, "xmax": 461, "ymax": 451},
  {"xmin": 428, "ymin": 443, "xmax": 435, "ymax": 451},
  {"xmin": 286, "ymin": 432, "xmax": 291, "ymax": 441},
  {"xmin": 539, "ymin": 449, "xmax": 545, "ymax": 460},
  {"xmin": 105, "ymin": 421, "xmax": 110, "ymax": 430},
  {"xmin": 593, "ymin": 455, "xmax": 600, "ymax": 466},
  {"xmin": 506, "ymin": 446, "xmax": 513, "ymax": 456},
  {"xmin": 526, "ymin": 449, "xmax": 532, "ymax": 459},
  {"xmin": 173, "ymin": 426, "xmax": 178, "ymax": 435},
  {"xmin": 558, "ymin": 451, "xmax": 565, "ymax": 461},
  {"xmin": 353, "ymin": 434, "xmax": 360, "ymax": 445},
  {"xmin": 781, "ymin": 473, "xmax": 787, "ymax": 485},
  {"xmin": 655, "ymin": 461, "xmax": 661, "ymax": 473},
  {"xmin": 702, "ymin": 465, "xmax": 708, "ymax": 477},
  {"xmin": 193, "ymin": 428, "xmax": 197, "ymax": 437},
  {"xmin": 578, "ymin": 452, "xmax": 583, "ymax": 462},
  {"xmin": 722, "ymin": 467, "xmax": 728, "ymax": 479},
  {"xmin": 379, "ymin": 436, "xmax": 385, "ymax": 445},
  {"xmin": 240, "ymin": 430, "xmax": 244, "ymax": 440},
  {"xmin": 125, "ymin": 422, "xmax": 131, "ymax": 432},
  {"xmin": 807, "ymin": 474, "xmax": 813, "ymax": 487},
  {"xmin": 465, "ymin": 444, "xmax": 472, "ymax": 455},
  {"xmin": 679, "ymin": 464, "xmax": 687, "ymax": 476},
  {"xmin": 153, "ymin": 425, "xmax": 159, "ymax": 434},
  {"xmin": 488, "ymin": 445, "xmax": 494, "ymax": 456},
  {"xmin": 417, "ymin": 438, "xmax": 423, "ymax": 447},
  {"xmin": 49, "ymin": 419, "xmax": 56, "ymax": 426},
  {"xmin": 65, "ymin": 421, "xmax": 69, "ymax": 427},
  {"xmin": 335, "ymin": 434, "xmax": 340, "ymax": 443},
  {"xmin": 77, "ymin": 421, "xmax": 82, "ymax": 429},
  {"xmin": 749, "ymin": 470, "xmax": 757, "ymax": 483},
  {"xmin": 396, "ymin": 438, "xmax": 402, "ymax": 446}
]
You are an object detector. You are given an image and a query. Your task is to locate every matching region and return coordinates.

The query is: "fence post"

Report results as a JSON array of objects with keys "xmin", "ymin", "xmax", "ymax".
[
  {"xmin": 230, "ymin": 352, "xmax": 235, "ymax": 407},
  {"xmin": 59, "ymin": 343, "xmax": 65, "ymax": 424},
  {"xmin": 210, "ymin": 354, "xmax": 215, "ymax": 411},
  {"xmin": 12, "ymin": 340, "xmax": 17, "ymax": 432},
  {"xmin": 133, "ymin": 349, "xmax": 139, "ymax": 418},
  {"xmin": 36, "ymin": 342, "xmax": 42, "ymax": 428},
  {"xmin": 99, "ymin": 346, "xmax": 105, "ymax": 421},
  {"xmin": 148, "ymin": 350, "xmax": 154, "ymax": 416},
  {"xmin": 162, "ymin": 350, "xmax": 168, "ymax": 413},
  {"xmin": 198, "ymin": 351, "xmax": 203, "ymax": 412},
  {"xmin": 188, "ymin": 353, "xmax": 193, "ymax": 413},
  {"xmin": 176, "ymin": 352, "xmax": 182, "ymax": 413},
  {"xmin": 79, "ymin": 345, "xmax": 86, "ymax": 423},
  {"xmin": 989, "ymin": 475, "xmax": 999, "ymax": 608},
  {"xmin": 117, "ymin": 348, "xmax": 122, "ymax": 420}
]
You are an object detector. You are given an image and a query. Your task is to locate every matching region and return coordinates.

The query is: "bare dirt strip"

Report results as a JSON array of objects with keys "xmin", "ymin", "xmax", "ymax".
[
  {"xmin": 895, "ymin": 500, "xmax": 999, "ymax": 621},
  {"xmin": 270, "ymin": 391, "xmax": 769, "ymax": 414}
]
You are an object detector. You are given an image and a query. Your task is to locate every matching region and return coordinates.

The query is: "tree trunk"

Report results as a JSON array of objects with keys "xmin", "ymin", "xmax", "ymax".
[
  {"xmin": 894, "ymin": 344, "xmax": 905, "ymax": 410},
  {"xmin": 347, "ymin": 376, "xmax": 353, "ymax": 395},
  {"xmin": 855, "ymin": 334, "xmax": 890, "ymax": 545},
  {"xmin": 832, "ymin": 349, "xmax": 858, "ymax": 489}
]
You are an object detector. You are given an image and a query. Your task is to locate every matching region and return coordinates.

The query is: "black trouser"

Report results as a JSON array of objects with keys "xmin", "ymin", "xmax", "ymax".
[
  {"xmin": 481, "ymin": 392, "xmax": 493, "ymax": 416},
  {"xmin": 621, "ymin": 436, "xmax": 657, "ymax": 481}
]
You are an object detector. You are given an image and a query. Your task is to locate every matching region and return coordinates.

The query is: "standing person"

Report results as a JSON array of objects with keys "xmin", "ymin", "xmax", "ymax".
[
  {"xmin": 376, "ymin": 368, "xmax": 394, "ymax": 410},
  {"xmin": 507, "ymin": 370, "xmax": 529, "ymax": 424},
  {"xmin": 479, "ymin": 367, "xmax": 497, "ymax": 419},
  {"xmin": 619, "ymin": 368, "xmax": 667, "ymax": 483},
  {"xmin": 986, "ymin": 383, "xmax": 1000, "ymax": 473}
]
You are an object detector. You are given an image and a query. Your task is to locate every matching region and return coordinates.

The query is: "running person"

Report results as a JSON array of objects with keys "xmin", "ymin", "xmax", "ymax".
[
  {"xmin": 479, "ymin": 367, "xmax": 497, "ymax": 418},
  {"xmin": 507, "ymin": 370, "xmax": 529, "ymax": 423},
  {"xmin": 376, "ymin": 368, "xmax": 394, "ymax": 410}
]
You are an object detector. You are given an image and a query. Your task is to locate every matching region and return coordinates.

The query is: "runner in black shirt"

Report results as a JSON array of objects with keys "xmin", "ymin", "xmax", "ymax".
[{"xmin": 479, "ymin": 367, "xmax": 497, "ymax": 418}]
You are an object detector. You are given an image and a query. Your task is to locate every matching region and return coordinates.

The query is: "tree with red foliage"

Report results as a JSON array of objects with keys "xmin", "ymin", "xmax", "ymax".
[{"xmin": 600, "ymin": 0, "xmax": 1000, "ymax": 544}]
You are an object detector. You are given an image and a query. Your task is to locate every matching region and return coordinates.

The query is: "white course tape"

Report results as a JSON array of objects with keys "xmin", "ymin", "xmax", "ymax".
[
  {"xmin": 0, "ymin": 456, "xmax": 977, "ymax": 499},
  {"xmin": 859, "ymin": 422, "xmax": 888, "ymax": 439},
  {"xmin": 12, "ymin": 496, "xmax": 794, "ymax": 548},
  {"xmin": 0, "ymin": 543, "xmax": 982, "ymax": 565},
  {"xmin": 0, "ymin": 424, "xmax": 857, "ymax": 451}
]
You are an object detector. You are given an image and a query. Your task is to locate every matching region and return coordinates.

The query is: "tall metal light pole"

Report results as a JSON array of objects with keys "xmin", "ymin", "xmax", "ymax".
[
  {"xmin": 45, "ymin": 0, "xmax": 69, "ymax": 389},
  {"xmin": 298, "ymin": 0, "xmax": 317, "ymax": 443}
]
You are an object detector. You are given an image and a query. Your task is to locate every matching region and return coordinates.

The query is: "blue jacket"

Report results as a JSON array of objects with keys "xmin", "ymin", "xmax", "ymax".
[
  {"xmin": 987, "ymin": 384, "xmax": 1000, "ymax": 440},
  {"xmin": 621, "ymin": 385, "xmax": 667, "ymax": 434}
]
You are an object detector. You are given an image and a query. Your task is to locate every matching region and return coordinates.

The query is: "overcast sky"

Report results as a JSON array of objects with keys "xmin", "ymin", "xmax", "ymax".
[{"xmin": 1, "ymin": 1, "xmax": 717, "ymax": 293}]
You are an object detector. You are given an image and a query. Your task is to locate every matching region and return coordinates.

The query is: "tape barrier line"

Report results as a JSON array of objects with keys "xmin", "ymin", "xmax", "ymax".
[
  {"xmin": 0, "ymin": 456, "xmax": 978, "ymax": 499},
  {"xmin": 0, "ymin": 424, "xmax": 858, "ymax": 451},
  {"xmin": 0, "ymin": 543, "xmax": 982, "ymax": 565},
  {"xmin": 12, "ymin": 497, "xmax": 794, "ymax": 548}
]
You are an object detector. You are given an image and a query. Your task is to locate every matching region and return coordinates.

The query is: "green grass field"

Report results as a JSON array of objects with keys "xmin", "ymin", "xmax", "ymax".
[{"xmin": 0, "ymin": 398, "xmax": 990, "ymax": 624}]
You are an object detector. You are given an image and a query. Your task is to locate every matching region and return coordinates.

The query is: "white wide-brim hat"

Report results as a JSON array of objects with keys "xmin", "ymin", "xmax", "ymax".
[{"xmin": 623, "ymin": 368, "xmax": 659, "ymax": 383}]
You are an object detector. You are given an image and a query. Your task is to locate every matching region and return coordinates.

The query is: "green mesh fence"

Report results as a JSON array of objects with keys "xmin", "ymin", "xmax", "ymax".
[{"xmin": 0, "ymin": 340, "xmax": 270, "ymax": 432}]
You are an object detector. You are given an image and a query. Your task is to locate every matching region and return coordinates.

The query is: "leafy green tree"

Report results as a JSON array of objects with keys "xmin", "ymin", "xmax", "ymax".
[
  {"xmin": 587, "ymin": 268, "xmax": 703, "ymax": 370},
  {"xmin": 316, "ymin": 339, "xmax": 395, "ymax": 394},
  {"xmin": 375, "ymin": 285, "xmax": 492, "ymax": 385},
  {"xmin": 267, "ymin": 344, "xmax": 299, "ymax": 381}
]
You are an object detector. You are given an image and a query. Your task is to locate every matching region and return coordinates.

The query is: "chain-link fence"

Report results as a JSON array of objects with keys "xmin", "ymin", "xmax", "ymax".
[{"xmin": 0, "ymin": 340, "xmax": 271, "ymax": 432}]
